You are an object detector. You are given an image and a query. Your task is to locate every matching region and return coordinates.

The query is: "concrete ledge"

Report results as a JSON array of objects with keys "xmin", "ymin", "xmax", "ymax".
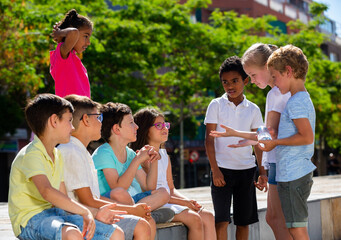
[
  {"xmin": 156, "ymin": 222, "xmax": 187, "ymax": 239},
  {"xmin": 1, "ymin": 175, "xmax": 341, "ymax": 239}
]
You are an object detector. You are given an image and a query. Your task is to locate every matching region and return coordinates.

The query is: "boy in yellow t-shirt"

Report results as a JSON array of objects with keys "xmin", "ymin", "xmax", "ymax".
[{"xmin": 8, "ymin": 93, "xmax": 124, "ymax": 240}]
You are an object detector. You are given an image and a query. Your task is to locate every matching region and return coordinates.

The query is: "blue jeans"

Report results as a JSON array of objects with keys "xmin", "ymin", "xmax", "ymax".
[
  {"xmin": 268, "ymin": 163, "xmax": 277, "ymax": 185},
  {"xmin": 18, "ymin": 208, "xmax": 116, "ymax": 240},
  {"xmin": 132, "ymin": 190, "xmax": 152, "ymax": 203}
]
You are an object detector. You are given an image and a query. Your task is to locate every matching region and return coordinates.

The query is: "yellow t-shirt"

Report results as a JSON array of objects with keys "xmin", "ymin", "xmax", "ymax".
[{"xmin": 8, "ymin": 135, "xmax": 64, "ymax": 237}]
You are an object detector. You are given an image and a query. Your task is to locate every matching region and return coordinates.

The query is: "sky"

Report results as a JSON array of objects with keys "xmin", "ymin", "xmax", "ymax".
[{"xmin": 316, "ymin": 0, "xmax": 341, "ymax": 35}]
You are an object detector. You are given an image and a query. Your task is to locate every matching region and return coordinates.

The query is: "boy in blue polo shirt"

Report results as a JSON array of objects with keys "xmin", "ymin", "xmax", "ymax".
[{"xmin": 260, "ymin": 45, "xmax": 316, "ymax": 240}]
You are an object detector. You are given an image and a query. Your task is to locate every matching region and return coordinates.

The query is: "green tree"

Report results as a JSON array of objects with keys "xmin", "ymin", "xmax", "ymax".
[{"xmin": 1, "ymin": 0, "xmax": 341, "ymax": 156}]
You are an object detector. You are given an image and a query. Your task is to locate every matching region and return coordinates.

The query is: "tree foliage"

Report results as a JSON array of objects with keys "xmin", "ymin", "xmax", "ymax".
[{"xmin": 1, "ymin": 0, "xmax": 341, "ymax": 151}]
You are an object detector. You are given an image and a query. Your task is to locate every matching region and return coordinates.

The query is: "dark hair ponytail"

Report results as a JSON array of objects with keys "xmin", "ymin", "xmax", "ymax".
[{"xmin": 58, "ymin": 9, "xmax": 93, "ymax": 30}]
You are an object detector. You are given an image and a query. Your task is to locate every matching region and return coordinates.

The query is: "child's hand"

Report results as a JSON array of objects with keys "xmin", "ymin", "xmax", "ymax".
[
  {"xmin": 189, "ymin": 200, "xmax": 202, "ymax": 211},
  {"xmin": 133, "ymin": 203, "xmax": 152, "ymax": 219},
  {"xmin": 81, "ymin": 210, "xmax": 96, "ymax": 240},
  {"xmin": 135, "ymin": 146, "xmax": 152, "ymax": 163},
  {"xmin": 148, "ymin": 147, "xmax": 160, "ymax": 163},
  {"xmin": 212, "ymin": 169, "xmax": 226, "ymax": 187},
  {"xmin": 228, "ymin": 139, "xmax": 258, "ymax": 148},
  {"xmin": 267, "ymin": 126, "xmax": 277, "ymax": 139},
  {"xmin": 210, "ymin": 124, "xmax": 236, "ymax": 138},
  {"xmin": 51, "ymin": 23, "xmax": 64, "ymax": 43},
  {"xmin": 95, "ymin": 203, "xmax": 126, "ymax": 224},
  {"xmin": 254, "ymin": 175, "xmax": 268, "ymax": 192},
  {"xmin": 258, "ymin": 139, "xmax": 276, "ymax": 152}
]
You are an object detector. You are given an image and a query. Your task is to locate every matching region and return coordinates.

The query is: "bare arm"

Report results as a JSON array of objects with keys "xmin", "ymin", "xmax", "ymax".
[
  {"xmin": 266, "ymin": 111, "xmax": 281, "ymax": 139},
  {"xmin": 205, "ymin": 123, "xmax": 226, "ymax": 187},
  {"xmin": 51, "ymin": 26, "xmax": 80, "ymax": 59},
  {"xmin": 252, "ymin": 131, "xmax": 268, "ymax": 192},
  {"xmin": 259, "ymin": 118, "xmax": 314, "ymax": 152},
  {"xmin": 210, "ymin": 124, "xmax": 258, "ymax": 141},
  {"xmin": 145, "ymin": 157, "xmax": 158, "ymax": 190},
  {"xmin": 103, "ymin": 156, "xmax": 142, "ymax": 190},
  {"xmin": 76, "ymin": 187, "xmax": 115, "ymax": 209},
  {"xmin": 100, "ymin": 195, "xmax": 151, "ymax": 219},
  {"xmin": 32, "ymin": 175, "xmax": 95, "ymax": 239},
  {"xmin": 134, "ymin": 147, "xmax": 157, "ymax": 191}
]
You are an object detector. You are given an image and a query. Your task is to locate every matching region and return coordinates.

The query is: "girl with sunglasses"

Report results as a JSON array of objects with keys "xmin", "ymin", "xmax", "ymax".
[{"xmin": 131, "ymin": 107, "xmax": 216, "ymax": 240}]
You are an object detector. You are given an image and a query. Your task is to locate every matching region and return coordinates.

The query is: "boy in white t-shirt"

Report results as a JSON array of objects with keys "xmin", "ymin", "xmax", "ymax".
[
  {"xmin": 58, "ymin": 94, "xmax": 154, "ymax": 240},
  {"xmin": 204, "ymin": 56, "xmax": 264, "ymax": 240}
]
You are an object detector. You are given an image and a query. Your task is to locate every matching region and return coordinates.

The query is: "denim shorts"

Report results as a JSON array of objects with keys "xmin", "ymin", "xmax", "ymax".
[
  {"xmin": 18, "ymin": 208, "xmax": 116, "ymax": 240},
  {"xmin": 277, "ymin": 172, "xmax": 313, "ymax": 228},
  {"xmin": 268, "ymin": 163, "xmax": 277, "ymax": 185},
  {"xmin": 132, "ymin": 190, "xmax": 152, "ymax": 203},
  {"xmin": 102, "ymin": 190, "xmax": 111, "ymax": 199}
]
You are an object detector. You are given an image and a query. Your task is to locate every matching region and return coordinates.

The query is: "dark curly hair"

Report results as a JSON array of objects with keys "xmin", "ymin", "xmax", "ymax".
[
  {"xmin": 219, "ymin": 56, "xmax": 248, "ymax": 81},
  {"xmin": 58, "ymin": 9, "xmax": 93, "ymax": 30}
]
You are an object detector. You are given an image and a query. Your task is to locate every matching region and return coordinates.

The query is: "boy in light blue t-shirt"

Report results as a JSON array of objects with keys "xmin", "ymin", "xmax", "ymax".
[
  {"xmin": 92, "ymin": 102, "xmax": 174, "ymax": 231},
  {"xmin": 260, "ymin": 45, "xmax": 316, "ymax": 240}
]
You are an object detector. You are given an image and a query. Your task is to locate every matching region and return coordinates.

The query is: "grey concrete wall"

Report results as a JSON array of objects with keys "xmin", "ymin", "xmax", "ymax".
[{"xmin": 156, "ymin": 196, "xmax": 341, "ymax": 240}]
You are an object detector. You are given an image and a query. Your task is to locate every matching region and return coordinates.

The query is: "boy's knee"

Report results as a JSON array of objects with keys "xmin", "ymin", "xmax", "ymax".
[
  {"xmin": 110, "ymin": 226, "xmax": 124, "ymax": 240},
  {"xmin": 215, "ymin": 221, "xmax": 228, "ymax": 230},
  {"xmin": 134, "ymin": 218, "xmax": 151, "ymax": 236},
  {"xmin": 110, "ymin": 187, "xmax": 134, "ymax": 205},
  {"xmin": 61, "ymin": 226, "xmax": 83, "ymax": 240},
  {"xmin": 156, "ymin": 187, "xmax": 170, "ymax": 201},
  {"xmin": 148, "ymin": 217, "xmax": 156, "ymax": 229}
]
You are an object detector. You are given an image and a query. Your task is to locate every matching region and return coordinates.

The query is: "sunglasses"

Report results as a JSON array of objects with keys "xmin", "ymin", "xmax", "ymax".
[
  {"xmin": 80, "ymin": 113, "xmax": 103, "ymax": 122},
  {"xmin": 151, "ymin": 122, "xmax": 170, "ymax": 130}
]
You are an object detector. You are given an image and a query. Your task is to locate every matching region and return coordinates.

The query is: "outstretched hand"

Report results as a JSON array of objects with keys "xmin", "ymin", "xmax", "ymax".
[
  {"xmin": 95, "ymin": 203, "xmax": 126, "ymax": 225},
  {"xmin": 228, "ymin": 139, "xmax": 258, "ymax": 148},
  {"xmin": 210, "ymin": 124, "xmax": 236, "ymax": 138}
]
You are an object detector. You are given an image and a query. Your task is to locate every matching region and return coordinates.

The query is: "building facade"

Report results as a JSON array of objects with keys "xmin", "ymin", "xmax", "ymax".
[{"xmin": 180, "ymin": 0, "xmax": 341, "ymax": 61}]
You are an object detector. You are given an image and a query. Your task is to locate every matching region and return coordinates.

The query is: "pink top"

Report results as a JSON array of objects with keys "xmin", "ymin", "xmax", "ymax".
[{"xmin": 50, "ymin": 43, "xmax": 91, "ymax": 98}]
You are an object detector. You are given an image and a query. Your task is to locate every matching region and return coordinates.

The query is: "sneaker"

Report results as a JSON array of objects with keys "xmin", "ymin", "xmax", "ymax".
[{"xmin": 151, "ymin": 208, "xmax": 175, "ymax": 224}]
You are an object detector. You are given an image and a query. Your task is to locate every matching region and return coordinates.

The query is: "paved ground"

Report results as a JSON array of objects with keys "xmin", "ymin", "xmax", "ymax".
[{"xmin": 1, "ymin": 174, "xmax": 341, "ymax": 239}]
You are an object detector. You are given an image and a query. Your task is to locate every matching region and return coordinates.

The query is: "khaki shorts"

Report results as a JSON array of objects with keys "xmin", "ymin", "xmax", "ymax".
[{"xmin": 277, "ymin": 172, "xmax": 313, "ymax": 228}]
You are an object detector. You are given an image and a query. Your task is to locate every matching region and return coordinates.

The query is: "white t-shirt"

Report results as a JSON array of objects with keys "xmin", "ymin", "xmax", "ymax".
[
  {"xmin": 157, "ymin": 149, "xmax": 170, "ymax": 193},
  {"xmin": 204, "ymin": 94, "xmax": 263, "ymax": 170},
  {"xmin": 262, "ymin": 87, "xmax": 291, "ymax": 169},
  {"xmin": 58, "ymin": 136, "xmax": 100, "ymax": 201},
  {"xmin": 157, "ymin": 149, "xmax": 187, "ymax": 215}
]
